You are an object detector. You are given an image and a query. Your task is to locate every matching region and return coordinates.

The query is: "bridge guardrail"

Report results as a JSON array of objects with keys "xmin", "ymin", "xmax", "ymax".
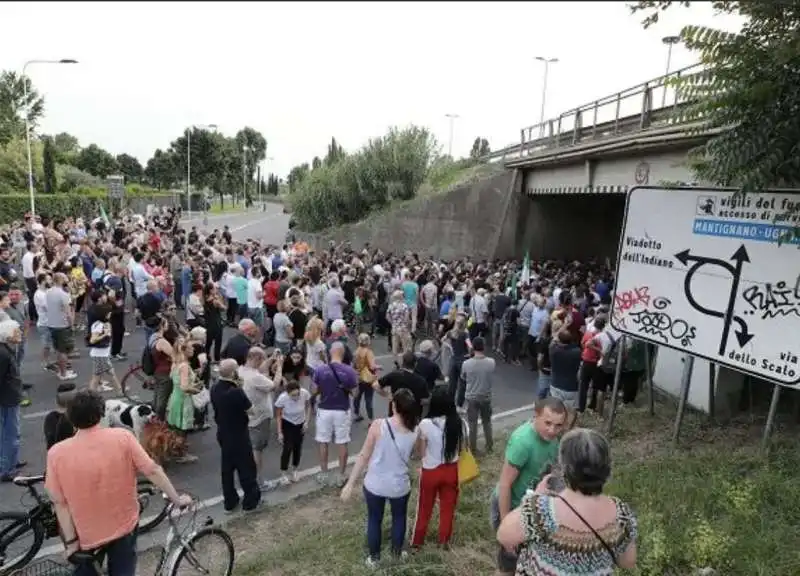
[{"xmin": 481, "ymin": 62, "xmax": 705, "ymax": 164}]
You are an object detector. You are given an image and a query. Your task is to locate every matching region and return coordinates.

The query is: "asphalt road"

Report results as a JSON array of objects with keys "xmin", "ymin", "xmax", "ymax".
[{"xmin": 1, "ymin": 205, "xmax": 540, "ymax": 520}]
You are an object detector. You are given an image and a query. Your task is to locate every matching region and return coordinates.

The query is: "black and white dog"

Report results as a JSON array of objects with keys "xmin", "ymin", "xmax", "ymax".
[{"xmin": 103, "ymin": 399, "xmax": 156, "ymax": 442}]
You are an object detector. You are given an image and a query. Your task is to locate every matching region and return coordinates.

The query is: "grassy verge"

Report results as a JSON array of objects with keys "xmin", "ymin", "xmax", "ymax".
[{"xmin": 153, "ymin": 401, "xmax": 800, "ymax": 576}]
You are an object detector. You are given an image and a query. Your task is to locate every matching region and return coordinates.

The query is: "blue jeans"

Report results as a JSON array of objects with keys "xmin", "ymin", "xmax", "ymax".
[
  {"xmin": 15, "ymin": 340, "xmax": 25, "ymax": 367},
  {"xmin": 353, "ymin": 382, "xmax": 374, "ymax": 419},
  {"xmin": 73, "ymin": 530, "xmax": 137, "ymax": 576},
  {"xmin": 364, "ymin": 487, "xmax": 409, "ymax": 560},
  {"xmin": 537, "ymin": 372, "xmax": 552, "ymax": 399},
  {"xmin": 0, "ymin": 405, "xmax": 21, "ymax": 477}
]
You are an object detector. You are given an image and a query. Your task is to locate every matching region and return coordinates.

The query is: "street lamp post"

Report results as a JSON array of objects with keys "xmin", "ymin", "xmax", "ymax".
[
  {"xmin": 444, "ymin": 114, "xmax": 459, "ymax": 158},
  {"xmin": 661, "ymin": 35, "xmax": 681, "ymax": 107},
  {"xmin": 535, "ymin": 56, "xmax": 558, "ymax": 137},
  {"xmin": 241, "ymin": 145, "xmax": 250, "ymax": 208},
  {"xmin": 186, "ymin": 123, "xmax": 217, "ymax": 222},
  {"xmin": 22, "ymin": 59, "xmax": 78, "ymax": 215}
]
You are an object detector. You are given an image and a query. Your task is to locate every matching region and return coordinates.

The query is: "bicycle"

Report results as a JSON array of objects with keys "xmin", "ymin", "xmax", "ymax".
[
  {"xmin": 0, "ymin": 476, "xmax": 170, "ymax": 575},
  {"xmin": 9, "ymin": 499, "xmax": 233, "ymax": 576},
  {"xmin": 120, "ymin": 362, "xmax": 154, "ymax": 401}
]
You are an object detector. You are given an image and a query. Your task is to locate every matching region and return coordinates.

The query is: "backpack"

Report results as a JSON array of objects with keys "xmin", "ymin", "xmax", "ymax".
[
  {"xmin": 601, "ymin": 334, "xmax": 623, "ymax": 374},
  {"xmin": 141, "ymin": 333, "xmax": 159, "ymax": 376}
]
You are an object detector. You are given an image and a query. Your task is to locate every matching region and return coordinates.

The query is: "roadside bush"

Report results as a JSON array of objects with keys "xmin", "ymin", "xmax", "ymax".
[
  {"xmin": 0, "ymin": 192, "xmax": 172, "ymax": 224},
  {"xmin": 289, "ymin": 125, "xmax": 437, "ymax": 231}
]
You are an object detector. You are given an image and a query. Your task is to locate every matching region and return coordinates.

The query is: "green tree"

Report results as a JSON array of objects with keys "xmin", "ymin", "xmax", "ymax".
[
  {"xmin": 469, "ymin": 137, "xmax": 491, "ymax": 160},
  {"xmin": 42, "ymin": 136, "xmax": 57, "ymax": 193},
  {"xmin": 324, "ymin": 137, "xmax": 345, "ymax": 166},
  {"xmin": 116, "ymin": 153, "xmax": 143, "ymax": 183},
  {"xmin": 289, "ymin": 125, "xmax": 436, "ymax": 231},
  {"xmin": 235, "ymin": 127, "xmax": 267, "ymax": 181},
  {"xmin": 52, "ymin": 132, "xmax": 80, "ymax": 164},
  {"xmin": 287, "ymin": 163, "xmax": 310, "ymax": 193},
  {"xmin": 0, "ymin": 71, "xmax": 45, "ymax": 145},
  {"xmin": 76, "ymin": 144, "xmax": 119, "ymax": 178},
  {"xmin": 630, "ymin": 1, "xmax": 800, "ymax": 197},
  {"xmin": 267, "ymin": 173, "xmax": 280, "ymax": 195},
  {"xmin": 144, "ymin": 149, "xmax": 179, "ymax": 190},
  {"xmin": 0, "ymin": 137, "xmax": 41, "ymax": 194},
  {"xmin": 312, "ymin": 156, "xmax": 322, "ymax": 170}
]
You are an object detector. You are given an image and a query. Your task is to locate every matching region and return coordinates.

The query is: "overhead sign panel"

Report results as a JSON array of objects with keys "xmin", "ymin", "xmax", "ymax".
[{"xmin": 611, "ymin": 186, "xmax": 800, "ymax": 386}]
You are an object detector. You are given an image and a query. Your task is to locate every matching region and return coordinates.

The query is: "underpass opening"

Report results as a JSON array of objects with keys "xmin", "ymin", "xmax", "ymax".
[{"xmin": 517, "ymin": 192, "xmax": 626, "ymax": 264}]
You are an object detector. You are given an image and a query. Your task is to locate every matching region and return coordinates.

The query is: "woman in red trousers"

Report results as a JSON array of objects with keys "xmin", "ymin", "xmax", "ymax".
[{"xmin": 411, "ymin": 386, "xmax": 466, "ymax": 548}]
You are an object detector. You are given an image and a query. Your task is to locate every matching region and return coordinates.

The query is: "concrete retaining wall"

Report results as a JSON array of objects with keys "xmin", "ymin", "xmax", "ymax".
[
  {"xmin": 295, "ymin": 171, "xmax": 519, "ymax": 261},
  {"xmin": 292, "ymin": 167, "xmax": 630, "ymax": 264}
]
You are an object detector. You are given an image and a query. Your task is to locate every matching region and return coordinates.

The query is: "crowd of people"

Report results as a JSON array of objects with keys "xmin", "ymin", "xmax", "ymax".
[{"xmin": 0, "ymin": 205, "xmax": 645, "ymax": 575}]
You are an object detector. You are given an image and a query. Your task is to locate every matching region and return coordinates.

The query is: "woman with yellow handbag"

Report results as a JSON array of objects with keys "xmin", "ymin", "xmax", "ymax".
[{"xmin": 411, "ymin": 386, "xmax": 478, "ymax": 549}]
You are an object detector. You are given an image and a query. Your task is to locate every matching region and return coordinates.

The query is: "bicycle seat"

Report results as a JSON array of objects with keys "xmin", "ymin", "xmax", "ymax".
[{"xmin": 12, "ymin": 474, "xmax": 45, "ymax": 487}]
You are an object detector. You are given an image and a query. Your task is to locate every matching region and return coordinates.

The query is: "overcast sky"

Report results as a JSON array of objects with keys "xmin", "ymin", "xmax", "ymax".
[{"xmin": 0, "ymin": 1, "xmax": 744, "ymax": 179}]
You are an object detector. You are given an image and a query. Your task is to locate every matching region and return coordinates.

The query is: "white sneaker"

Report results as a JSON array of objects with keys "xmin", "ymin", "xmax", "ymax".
[
  {"xmin": 279, "ymin": 475, "xmax": 292, "ymax": 487},
  {"xmin": 365, "ymin": 557, "xmax": 379, "ymax": 569},
  {"xmin": 59, "ymin": 371, "xmax": 77, "ymax": 381},
  {"xmin": 291, "ymin": 470, "xmax": 299, "ymax": 483},
  {"xmin": 99, "ymin": 383, "xmax": 114, "ymax": 392}
]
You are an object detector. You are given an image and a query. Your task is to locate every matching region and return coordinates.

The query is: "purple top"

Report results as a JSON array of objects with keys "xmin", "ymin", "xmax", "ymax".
[{"xmin": 312, "ymin": 362, "xmax": 358, "ymax": 411}]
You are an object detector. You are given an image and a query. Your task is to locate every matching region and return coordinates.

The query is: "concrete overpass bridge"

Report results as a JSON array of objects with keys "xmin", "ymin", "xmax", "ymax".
[
  {"xmin": 293, "ymin": 64, "xmax": 725, "ymax": 266},
  {"xmin": 487, "ymin": 63, "xmax": 726, "ymax": 263}
]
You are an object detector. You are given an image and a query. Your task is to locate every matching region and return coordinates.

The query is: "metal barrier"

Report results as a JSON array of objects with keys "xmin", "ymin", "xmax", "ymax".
[{"xmin": 481, "ymin": 62, "xmax": 705, "ymax": 164}]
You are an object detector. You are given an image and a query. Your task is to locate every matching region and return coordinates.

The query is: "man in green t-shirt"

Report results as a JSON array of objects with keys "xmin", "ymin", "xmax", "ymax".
[{"xmin": 489, "ymin": 397, "xmax": 567, "ymax": 575}]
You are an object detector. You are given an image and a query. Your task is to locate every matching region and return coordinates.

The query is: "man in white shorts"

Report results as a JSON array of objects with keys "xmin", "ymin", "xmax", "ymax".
[{"xmin": 311, "ymin": 342, "xmax": 357, "ymax": 487}]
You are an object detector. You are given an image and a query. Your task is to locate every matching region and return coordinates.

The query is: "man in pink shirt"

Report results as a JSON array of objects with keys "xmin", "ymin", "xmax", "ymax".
[{"xmin": 45, "ymin": 390, "xmax": 191, "ymax": 575}]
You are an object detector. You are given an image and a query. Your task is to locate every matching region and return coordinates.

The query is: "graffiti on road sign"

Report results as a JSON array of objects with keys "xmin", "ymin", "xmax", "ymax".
[
  {"xmin": 741, "ymin": 276, "xmax": 800, "ymax": 319},
  {"xmin": 626, "ymin": 296, "xmax": 698, "ymax": 347}
]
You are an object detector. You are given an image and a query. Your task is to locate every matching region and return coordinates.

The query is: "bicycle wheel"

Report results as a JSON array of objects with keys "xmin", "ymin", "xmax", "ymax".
[
  {"xmin": 168, "ymin": 527, "xmax": 234, "ymax": 576},
  {"xmin": 0, "ymin": 512, "xmax": 45, "ymax": 576},
  {"xmin": 120, "ymin": 363, "xmax": 153, "ymax": 402},
  {"xmin": 136, "ymin": 481, "xmax": 170, "ymax": 535}
]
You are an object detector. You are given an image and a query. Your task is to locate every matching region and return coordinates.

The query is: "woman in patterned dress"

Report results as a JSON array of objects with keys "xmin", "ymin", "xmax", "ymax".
[{"xmin": 497, "ymin": 428, "xmax": 638, "ymax": 575}]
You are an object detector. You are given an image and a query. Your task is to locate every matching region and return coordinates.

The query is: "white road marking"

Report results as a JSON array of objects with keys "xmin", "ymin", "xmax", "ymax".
[
  {"xmin": 229, "ymin": 213, "xmax": 283, "ymax": 233},
  {"xmin": 33, "ymin": 402, "xmax": 533, "ymax": 559}
]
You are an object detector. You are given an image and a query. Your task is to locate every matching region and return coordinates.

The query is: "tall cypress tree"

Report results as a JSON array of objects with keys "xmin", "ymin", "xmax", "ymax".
[{"xmin": 43, "ymin": 136, "xmax": 57, "ymax": 193}]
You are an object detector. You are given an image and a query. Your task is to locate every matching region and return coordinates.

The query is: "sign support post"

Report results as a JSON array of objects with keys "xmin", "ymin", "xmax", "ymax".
[
  {"xmin": 672, "ymin": 355, "xmax": 695, "ymax": 446},
  {"xmin": 644, "ymin": 343, "xmax": 655, "ymax": 416},
  {"xmin": 708, "ymin": 363, "xmax": 717, "ymax": 421},
  {"xmin": 762, "ymin": 384, "xmax": 782, "ymax": 451},
  {"xmin": 605, "ymin": 336, "xmax": 627, "ymax": 437}
]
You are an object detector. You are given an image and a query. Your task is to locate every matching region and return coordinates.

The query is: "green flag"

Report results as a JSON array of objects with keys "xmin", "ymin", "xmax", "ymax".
[
  {"xmin": 99, "ymin": 204, "xmax": 111, "ymax": 227},
  {"xmin": 521, "ymin": 251, "xmax": 531, "ymax": 285}
]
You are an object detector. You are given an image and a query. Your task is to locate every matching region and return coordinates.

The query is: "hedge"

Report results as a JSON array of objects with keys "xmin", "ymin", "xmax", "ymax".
[{"xmin": 0, "ymin": 191, "xmax": 174, "ymax": 225}]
